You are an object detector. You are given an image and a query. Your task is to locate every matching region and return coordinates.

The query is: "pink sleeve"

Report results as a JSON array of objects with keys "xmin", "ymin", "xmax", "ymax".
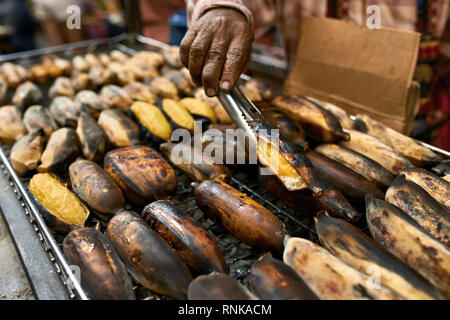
[{"xmin": 186, "ymin": 0, "xmax": 254, "ymax": 28}]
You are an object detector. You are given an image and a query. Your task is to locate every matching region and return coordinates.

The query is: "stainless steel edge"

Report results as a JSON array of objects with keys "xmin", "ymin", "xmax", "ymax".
[
  {"xmin": 0, "ymin": 34, "xmax": 128, "ymax": 63},
  {"xmin": 0, "ymin": 176, "xmax": 67, "ymax": 300},
  {"xmin": 0, "ymin": 148, "xmax": 88, "ymax": 300}
]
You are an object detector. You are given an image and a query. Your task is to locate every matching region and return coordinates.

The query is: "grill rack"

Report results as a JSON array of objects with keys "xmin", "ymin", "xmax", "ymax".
[
  {"xmin": 1, "ymin": 34, "xmax": 448, "ymax": 300},
  {"xmin": 0, "ymin": 35, "xmax": 315, "ymax": 300}
]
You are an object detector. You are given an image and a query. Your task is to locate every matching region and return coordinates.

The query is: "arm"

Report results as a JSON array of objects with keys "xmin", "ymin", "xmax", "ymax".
[{"xmin": 181, "ymin": 0, "xmax": 255, "ymax": 96}]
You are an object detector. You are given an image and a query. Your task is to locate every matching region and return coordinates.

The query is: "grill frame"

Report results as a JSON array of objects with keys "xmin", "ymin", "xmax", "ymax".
[{"xmin": 0, "ymin": 34, "xmax": 448, "ymax": 300}]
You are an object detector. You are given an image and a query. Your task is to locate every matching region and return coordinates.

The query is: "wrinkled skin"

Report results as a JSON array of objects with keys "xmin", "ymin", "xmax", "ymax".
[{"xmin": 180, "ymin": 8, "xmax": 254, "ymax": 96}]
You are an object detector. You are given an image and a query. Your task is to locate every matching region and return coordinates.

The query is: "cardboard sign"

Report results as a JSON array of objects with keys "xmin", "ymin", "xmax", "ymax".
[{"xmin": 285, "ymin": 17, "xmax": 421, "ymax": 133}]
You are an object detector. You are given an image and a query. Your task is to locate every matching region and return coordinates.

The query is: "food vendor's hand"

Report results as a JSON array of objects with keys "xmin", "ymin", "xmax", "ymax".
[{"xmin": 180, "ymin": 8, "xmax": 254, "ymax": 97}]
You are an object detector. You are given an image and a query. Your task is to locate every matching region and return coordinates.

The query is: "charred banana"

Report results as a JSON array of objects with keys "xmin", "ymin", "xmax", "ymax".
[
  {"xmin": 366, "ymin": 196, "xmax": 450, "ymax": 298},
  {"xmin": 63, "ymin": 228, "xmax": 135, "ymax": 300},
  {"xmin": 69, "ymin": 159, "xmax": 125, "ymax": 217},
  {"xmin": 315, "ymin": 144, "xmax": 394, "ymax": 188},
  {"xmin": 385, "ymin": 176, "xmax": 450, "ymax": 246},
  {"xmin": 104, "ymin": 146, "xmax": 177, "ymax": 206},
  {"xmin": 107, "ymin": 210, "xmax": 193, "ymax": 299},
  {"xmin": 273, "ymin": 95, "xmax": 349, "ymax": 142},
  {"xmin": 143, "ymin": 200, "xmax": 226, "ymax": 274},
  {"xmin": 194, "ymin": 180, "xmax": 287, "ymax": 253},
  {"xmin": 98, "ymin": 109, "xmax": 140, "ymax": 148},
  {"xmin": 315, "ymin": 211, "xmax": 444, "ymax": 300}
]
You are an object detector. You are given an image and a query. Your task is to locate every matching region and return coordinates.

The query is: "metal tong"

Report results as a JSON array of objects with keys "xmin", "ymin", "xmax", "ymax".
[{"xmin": 218, "ymin": 87, "xmax": 265, "ymax": 149}]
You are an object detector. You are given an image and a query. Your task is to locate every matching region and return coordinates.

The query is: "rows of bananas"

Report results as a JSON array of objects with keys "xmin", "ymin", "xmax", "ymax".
[{"xmin": 0, "ymin": 45, "xmax": 448, "ymax": 300}]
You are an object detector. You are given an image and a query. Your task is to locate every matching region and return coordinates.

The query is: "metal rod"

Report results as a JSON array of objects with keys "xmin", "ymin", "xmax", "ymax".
[
  {"xmin": 0, "ymin": 34, "xmax": 127, "ymax": 62},
  {"xmin": 136, "ymin": 34, "xmax": 170, "ymax": 49},
  {"xmin": 0, "ymin": 147, "xmax": 89, "ymax": 300}
]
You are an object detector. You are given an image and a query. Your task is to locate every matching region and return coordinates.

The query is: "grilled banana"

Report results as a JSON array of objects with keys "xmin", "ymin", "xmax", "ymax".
[
  {"xmin": 399, "ymin": 168, "xmax": 450, "ymax": 210},
  {"xmin": 150, "ymin": 77, "xmax": 178, "ymax": 100},
  {"xmin": 255, "ymin": 130, "xmax": 307, "ymax": 192},
  {"xmin": 23, "ymin": 105, "xmax": 58, "ymax": 141},
  {"xmin": 305, "ymin": 150, "xmax": 384, "ymax": 200},
  {"xmin": 49, "ymin": 77, "xmax": 75, "ymax": 98},
  {"xmin": 307, "ymin": 97, "xmax": 354, "ymax": 129},
  {"xmin": 366, "ymin": 196, "xmax": 450, "ymax": 298},
  {"xmin": 12, "ymin": 81, "xmax": 42, "ymax": 110},
  {"xmin": 0, "ymin": 105, "xmax": 26, "ymax": 145},
  {"xmin": 75, "ymin": 90, "xmax": 107, "ymax": 119},
  {"xmin": 315, "ymin": 144, "xmax": 394, "ymax": 188},
  {"xmin": 69, "ymin": 159, "xmax": 125, "ymax": 217},
  {"xmin": 249, "ymin": 255, "xmax": 319, "ymax": 300},
  {"xmin": 42, "ymin": 57, "xmax": 63, "ymax": 78},
  {"xmin": 261, "ymin": 169, "xmax": 360, "ymax": 222},
  {"xmin": 109, "ymin": 62, "xmax": 136, "ymax": 86},
  {"xmin": 125, "ymin": 58, "xmax": 158, "ymax": 80},
  {"xmin": 165, "ymin": 69, "xmax": 194, "ymax": 97},
  {"xmin": 63, "ymin": 228, "xmax": 135, "ymax": 300},
  {"xmin": 104, "ymin": 146, "xmax": 177, "ymax": 206},
  {"xmin": 98, "ymin": 53, "xmax": 111, "ymax": 66},
  {"xmin": 76, "ymin": 112, "xmax": 107, "ymax": 162},
  {"xmin": 315, "ymin": 211, "xmax": 443, "ymax": 300},
  {"xmin": 15, "ymin": 65, "xmax": 29, "ymax": 82},
  {"xmin": 162, "ymin": 98, "xmax": 195, "ymax": 131},
  {"xmin": 124, "ymin": 82, "xmax": 156, "ymax": 104},
  {"xmin": 188, "ymin": 273, "xmax": 254, "ymax": 300},
  {"xmin": 37, "ymin": 128, "xmax": 80, "ymax": 174},
  {"xmin": 72, "ymin": 55, "xmax": 90, "ymax": 73},
  {"xmin": 10, "ymin": 130, "xmax": 44, "ymax": 176},
  {"xmin": 273, "ymin": 95, "xmax": 349, "ymax": 142},
  {"xmin": 162, "ymin": 46, "xmax": 182, "ymax": 68},
  {"xmin": 194, "ymin": 88, "xmax": 232, "ymax": 124},
  {"xmin": 194, "ymin": 180, "xmax": 287, "ymax": 253},
  {"xmin": 179, "ymin": 97, "xmax": 218, "ymax": 124},
  {"xmin": 1, "ymin": 62, "xmax": 21, "ymax": 87},
  {"xmin": 283, "ymin": 237, "xmax": 402, "ymax": 300},
  {"xmin": 160, "ymin": 142, "xmax": 230, "ymax": 182},
  {"xmin": 29, "ymin": 173, "xmax": 89, "ymax": 232},
  {"xmin": 88, "ymin": 65, "xmax": 116, "ymax": 87},
  {"xmin": 49, "ymin": 96, "xmax": 81, "ymax": 128},
  {"xmin": 340, "ymin": 129, "xmax": 413, "ymax": 175},
  {"xmin": 71, "ymin": 72, "xmax": 94, "ymax": 91},
  {"xmin": 53, "ymin": 57, "xmax": 72, "ymax": 76},
  {"xmin": 98, "ymin": 109, "xmax": 140, "ymax": 148},
  {"xmin": 256, "ymin": 101, "xmax": 308, "ymax": 150},
  {"xmin": 29, "ymin": 65, "xmax": 48, "ymax": 84},
  {"xmin": 385, "ymin": 176, "xmax": 450, "ymax": 246},
  {"xmin": 133, "ymin": 50, "xmax": 164, "ymax": 69},
  {"xmin": 84, "ymin": 53, "xmax": 101, "ymax": 68},
  {"xmin": 241, "ymin": 79, "xmax": 274, "ymax": 101},
  {"xmin": 110, "ymin": 50, "xmax": 129, "ymax": 63},
  {"xmin": 354, "ymin": 114, "xmax": 441, "ymax": 166},
  {"xmin": 130, "ymin": 101, "xmax": 172, "ymax": 142},
  {"xmin": 107, "ymin": 210, "xmax": 193, "ymax": 299},
  {"xmin": 143, "ymin": 200, "xmax": 226, "ymax": 274},
  {"xmin": 99, "ymin": 85, "xmax": 133, "ymax": 112}
]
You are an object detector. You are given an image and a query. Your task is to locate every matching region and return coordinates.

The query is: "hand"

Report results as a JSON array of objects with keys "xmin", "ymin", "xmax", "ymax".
[{"xmin": 180, "ymin": 8, "xmax": 254, "ymax": 97}]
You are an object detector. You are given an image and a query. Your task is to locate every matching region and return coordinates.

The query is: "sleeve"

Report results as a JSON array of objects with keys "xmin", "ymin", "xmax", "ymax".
[{"xmin": 185, "ymin": 0, "xmax": 254, "ymax": 28}]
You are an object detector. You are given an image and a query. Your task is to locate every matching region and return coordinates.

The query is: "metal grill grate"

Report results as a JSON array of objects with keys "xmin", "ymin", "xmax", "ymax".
[{"xmin": 0, "ymin": 38, "xmax": 315, "ymax": 300}]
